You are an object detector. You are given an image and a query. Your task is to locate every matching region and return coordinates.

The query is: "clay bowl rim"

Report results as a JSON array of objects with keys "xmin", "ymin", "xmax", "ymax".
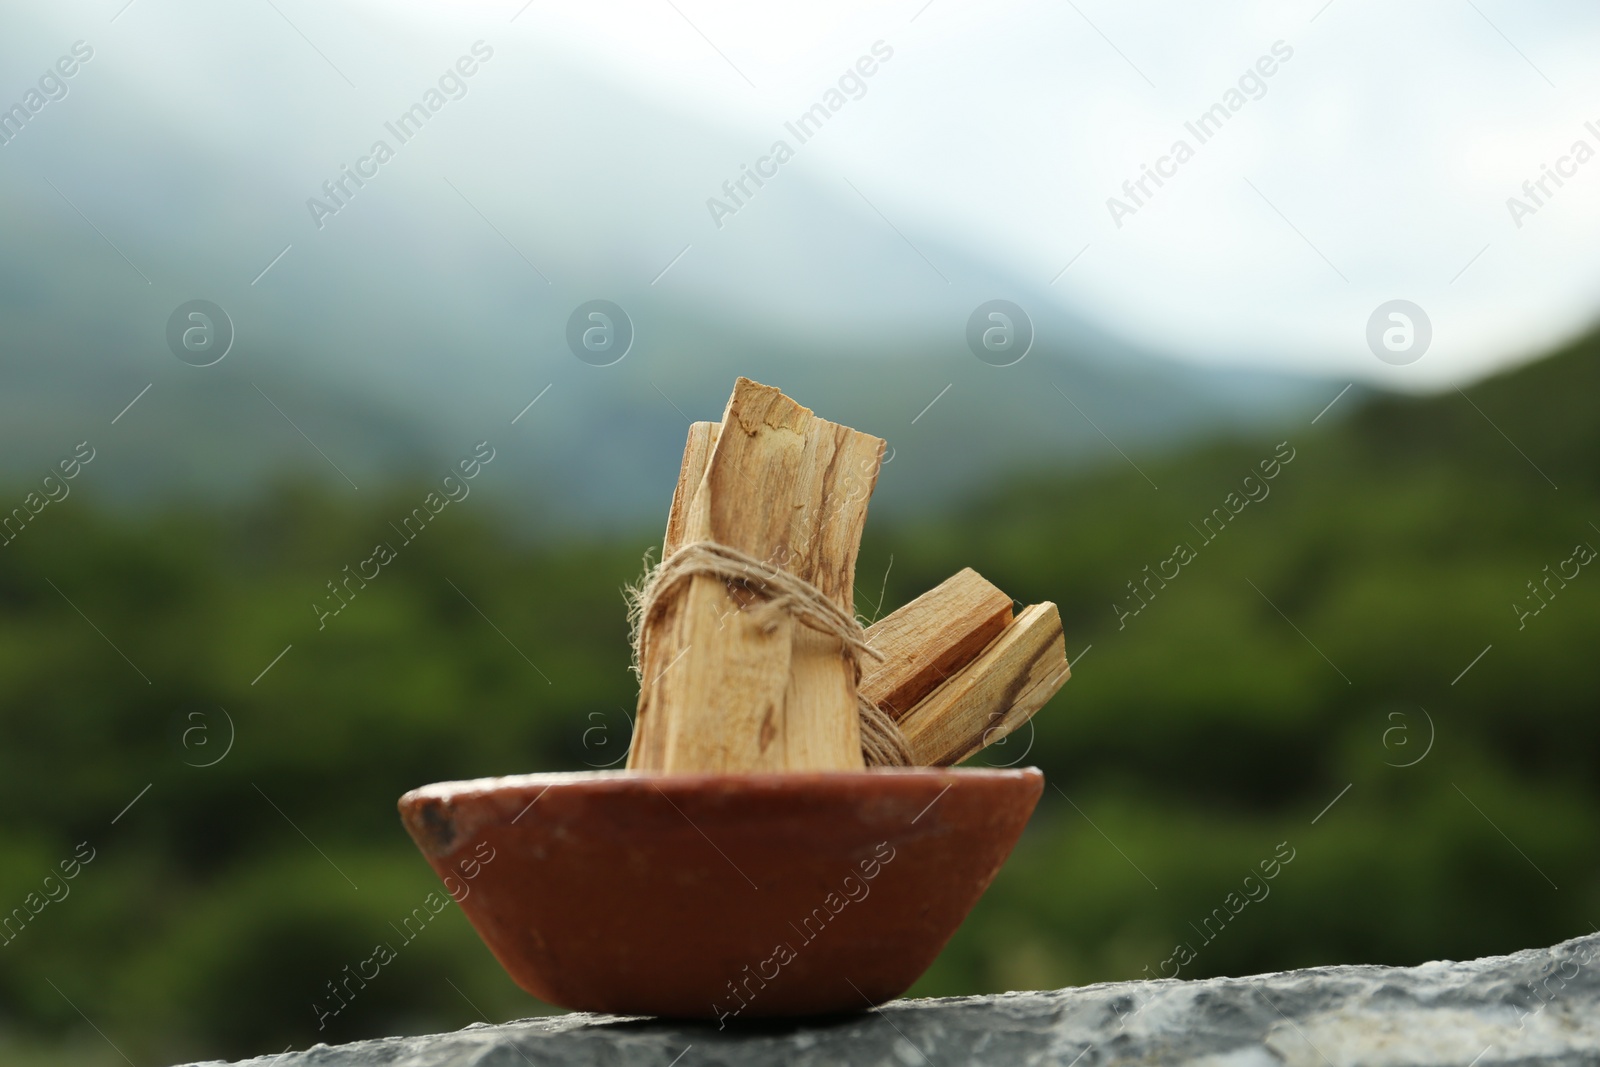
[
  {"xmin": 403, "ymin": 764, "xmax": 1036, "ymax": 796},
  {"xmin": 400, "ymin": 765, "xmax": 1044, "ymax": 813}
]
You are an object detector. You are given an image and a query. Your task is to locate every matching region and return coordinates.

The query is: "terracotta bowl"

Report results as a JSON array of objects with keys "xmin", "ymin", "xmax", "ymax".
[{"xmin": 398, "ymin": 767, "xmax": 1042, "ymax": 1020}]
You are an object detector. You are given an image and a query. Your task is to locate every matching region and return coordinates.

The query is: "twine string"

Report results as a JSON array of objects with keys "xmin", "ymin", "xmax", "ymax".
[{"xmin": 627, "ymin": 540, "xmax": 913, "ymax": 768}]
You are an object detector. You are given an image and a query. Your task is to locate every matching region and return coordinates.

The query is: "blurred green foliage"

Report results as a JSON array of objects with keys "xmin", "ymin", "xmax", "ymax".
[{"xmin": 2, "ymin": 342, "xmax": 1598, "ymax": 1065}]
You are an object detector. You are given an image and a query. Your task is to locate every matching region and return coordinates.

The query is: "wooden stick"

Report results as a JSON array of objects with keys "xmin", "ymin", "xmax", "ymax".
[
  {"xmin": 632, "ymin": 379, "xmax": 884, "ymax": 773},
  {"xmin": 860, "ymin": 568, "xmax": 1014, "ymax": 719},
  {"xmin": 663, "ymin": 421, "xmax": 719, "ymax": 556},
  {"xmin": 896, "ymin": 603, "xmax": 1069, "ymax": 766},
  {"xmin": 627, "ymin": 421, "xmax": 720, "ymax": 770}
]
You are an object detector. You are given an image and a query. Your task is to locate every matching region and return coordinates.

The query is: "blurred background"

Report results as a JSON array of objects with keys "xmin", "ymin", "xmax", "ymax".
[{"xmin": 3, "ymin": 0, "xmax": 1599, "ymax": 1063}]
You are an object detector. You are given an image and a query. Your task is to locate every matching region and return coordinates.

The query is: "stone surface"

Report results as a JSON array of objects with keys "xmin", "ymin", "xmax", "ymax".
[{"xmin": 184, "ymin": 933, "xmax": 1600, "ymax": 1067}]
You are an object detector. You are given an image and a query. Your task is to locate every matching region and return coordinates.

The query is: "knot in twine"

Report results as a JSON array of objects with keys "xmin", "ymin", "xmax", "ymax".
[{"xmin": 627, "ymin": 540, "xmax": 913, "ymax": 768}]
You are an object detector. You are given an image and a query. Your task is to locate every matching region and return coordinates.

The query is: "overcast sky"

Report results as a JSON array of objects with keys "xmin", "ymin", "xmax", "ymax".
[{"xmin": 6, "ymin": 0, "xmax": 1600, "ymax": 393}]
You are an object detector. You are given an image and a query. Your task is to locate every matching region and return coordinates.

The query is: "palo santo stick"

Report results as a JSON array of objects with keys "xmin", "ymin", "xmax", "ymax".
[
  {"xmin": 663, "ymin": 421, "xmax": 719, "ymax": 556},
  {"xmin": 628, "ymin": 421, "xmax": 721, "ymax": 770},
  {"xmin": 634, "ymin": 379, "xmax": 884, "ymax": 773},
  {"xmin": 860, "ymin": 568, "xmax": 1014, "ymax": 719},
  {"xmin": 896, "ymin": 603, "xmax": 1069, "ymax": 766}
]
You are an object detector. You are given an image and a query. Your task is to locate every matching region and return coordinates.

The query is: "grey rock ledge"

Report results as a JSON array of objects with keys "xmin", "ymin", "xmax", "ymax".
[{"xmin": 187, "ymin": 932, "xmax": 1600, "ymax": 1067}]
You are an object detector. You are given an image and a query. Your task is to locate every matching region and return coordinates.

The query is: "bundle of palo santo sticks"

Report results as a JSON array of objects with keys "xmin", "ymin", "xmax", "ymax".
[{"xmin": 627, "ymin": 378, "xmax": 1070, "ymax": 773}]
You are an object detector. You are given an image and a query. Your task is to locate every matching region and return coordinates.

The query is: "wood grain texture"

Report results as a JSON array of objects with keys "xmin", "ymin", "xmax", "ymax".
[
  {"xmin": 628, "ymin": 421, "xmax": 721, "ymax": 771},
  {"xmin": 663, "ymin": 421, "xmax": 719, "ymax": 556},
  {"xmin": 632, "ymin": 379, "xmax": 884, "ymax": 773},
  {"xmin": 896, "ymin": 603, "xmax": 1070, "ymax": 767},
  {"xmin": 860, "ymin": 568, "xmax": 1014, "ymax": 720}
]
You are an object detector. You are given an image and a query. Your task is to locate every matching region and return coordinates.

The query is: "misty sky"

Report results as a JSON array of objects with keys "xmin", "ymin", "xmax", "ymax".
[{"xmin": 5, "ymin": 0, "xmax": 1600, "ymax": 393}]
